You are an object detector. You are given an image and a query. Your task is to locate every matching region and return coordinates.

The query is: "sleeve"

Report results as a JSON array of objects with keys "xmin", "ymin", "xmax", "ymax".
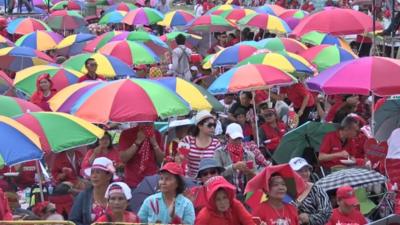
[
  {"xmin": 319, "ymin": 133, "xmax": 332, "ymax": 154},
  {"xmin": 214, "ymin": 149, "xmax": 234, "ymax": 177},
  {"xmin": 137, "ymin": 197, "xmax": 150, "ymax": 223},
  {"xmin": 308, "ymin": 185, "xmax": 333, "ymax": 225},
  {"xmin": 248, "ymin": 143, "xmax": 269, "ymax": 167},
  {"xmin": 182, "ymin": 200, "xmax": 195, "ymax": 225},
  {"xmin": 68, "ymin": 191, "xmax": 85, "ymax": 225},
  {"xmin": 118, "ymin": 129, "xmax": 133, "ymax": 152},
  {"xmin": 233, "ymin": 200, "xmax": 255, "ymax": 225}
]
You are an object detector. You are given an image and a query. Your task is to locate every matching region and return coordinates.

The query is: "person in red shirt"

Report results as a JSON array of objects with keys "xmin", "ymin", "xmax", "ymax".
[
  {"xmin": 259, "ymin": 103, "xmax": 287, "ymax": 152},
  {"xmin": 119, "ymin": 124, "xmax": 164, "ymax": 188},
  {"xmin": 0, "ymin": 187, "xmax": 13, "ymax": 221},
  {"xmin": 30, "ymin": 74, "xmax": 57, "ymax": 111},
  {"xmin": 326, "ymin": 186, "xmax": 367, "ymax": 225},
  {"xmin": 318, "ymin": 116, "xmax": 360, "ymax": 171},
  {"xmin": 202, "ymin": 0, "xmax": 214, "ymax": 14},
  {"xmin": 49, "ymin": 150, "xmax": 83, "ymax": 186},
  {"xmin": 13, "ymin": 161, "xmax": 37, "ymax": 190},
  {"xmin": 326, "ymin": 95, "xmax": 359, "ymax": 123},
  {"xmin": 208, "ymin": 32, "xmax": 229, "ymax": 54},
  {"xmin": 301, "ymin": 0, "xmax": 314, "ymax": 12},
  {"xmin": 78, "ymin": 58, "xmax": 106, "ymax": 82},
  {"xmin": 233, "ymin": 108, "xmax": 255, "ymax": 142}
]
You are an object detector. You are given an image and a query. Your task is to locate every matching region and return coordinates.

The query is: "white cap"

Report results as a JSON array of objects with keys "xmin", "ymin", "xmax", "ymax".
[
  {"xmin": 289, "ymin": 157, "xmax": 312, "ymax": 171},
  {"xmin": 84, "ymin": 157, "xmax": 116, "ymax": 177},
  {"xmin": 190, "ymin": 66, "xmax": 198, "ymax": 71},
  {"xmin": 105, "ymin": 182, "xmax": 132, "ymax": 200},
  {"xmin": 193, "ymin": 110, "xmax": 213, "ymax": 125},
  {"xmin": 225, "ymin": 123, "xmax": 244, "ymax": 139}
]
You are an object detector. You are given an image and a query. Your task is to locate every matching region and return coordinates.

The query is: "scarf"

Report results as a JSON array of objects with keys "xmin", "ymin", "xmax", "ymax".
[
  {"xmin": 226, "ymin": 142, "xmax": 243, "ymax": 163},
  {"xmin": 138, "ymin": 125, "xmax": 154, "ymax": 172}
]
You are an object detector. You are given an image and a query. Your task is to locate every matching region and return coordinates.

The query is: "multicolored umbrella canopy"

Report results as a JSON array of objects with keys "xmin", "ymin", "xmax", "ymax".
[
  {"xmin": 0, "ymin": 71, "xmax": 13, "ymax": 95},
  {"xmin": 6, "ymin": 18, "xmax": 52, "ymax": 35},
  {"xmin": 279, "ymin": 9, "xmax": 308, "ymax": 19},
  {"xmin": 104, "ymin": 2, "xmax": 137, "ymax": 13},
  {"xmin": 300, "ymin": 31, "xmax": 352, "ymax": 52},
  {"xmin": 49, "ymin": 79, "xmax": 190, "ymax": 123},
  {"xmin": 122, "ymin": 7, "xmax": 164, "ymax": 26},
  {"xmin": 160, "ymin": 31, "xmax": 202, "ymax": 49},
  {"xmin": 47, "ymin": 10, "xmax": 86, "ymax": 30},
  {"xmin": 83, "ymin": 31, "xmax": 125, "ymax": 52},
  {"xmin": 0, "ymin": 46, "xmax": 54, "ymax": 72},
  {"xmin": 292, "ymin": 7, "xmax": 383, "ymax": 36},
  {"xmin": 211, "ymin": 8, "xmax": 256, "ymax": 22},
  {"xmin": 236, "ymin": 52, "xmax": 314, "ymax": 75},
  {"xmin": 300, "ymin": 44, "xmax": 357, "ymax": 72},
  {"xmin": 0, "ymin": 115, "xmax": 42, "ymax": 166},
  {"xmin": 255, "ymin": 4, "xmax": 286, "ymax": 16},
  {"xmin": 15, "ymin": 31, "xmax": 63, "ymax": 51},
  {"xmin": 51, "ymin": 0, "xmax": 84, "ymax": 10},
  {"xmin": 55, "ymin": 33, "xmax": 96, "ymax": 56},
  {"xmin": 257, "ymin": 37, "xmax": 307, "ymax": 54},
  {"xmin": 14, "ymin": 65, "xmax": 83, "ymax": 96},
  {"xmin": 0, "ymin": 35, "xmax": 14, "ymax": 48},
  {"xmin": 208, "ymin": 64, "xmax": 297, "ymax": 94},
  {"xmin": 374, "ymin": 99, "xmax": 400, "ymax": 142},
  {"xmin": 99, "ymin": 40, "xmax": 159, "ymax": 66},
  {"xmin": 188, "ymin": 15, "xmax": 237, "ymax": 32},
  {"xmin": 238, "ymin": 13, "xmax": 291, "ymax": 34},
  {"xmin": 111, "ymin": 30, "xmax": 169, "ymax": 55},
  {"xmin": 0, "ymin": 95, "xmax": 42, "ymax": 117},
  {"xmin": 62, "ymin": 53, "xmax": 136, "ymax": 78},
  {"xmin": 158, "ymin": 10, "xmax": 195, "ymax": 27},
  {"xmin": 306, "ymin": 56, "xmax": 400, "ymax": 96},
  {"xmin": 99, "ymin": 11, "xmax": 127, "ymax": 24},
  {"xmin": 210, "ymin": 45, "xmax": 259, "ymax": 68},
  {"xmin": 157, "ymin": 77, "xmax": 224, "ymax": 111},
  {"xmin": 14, "ymin": 112, "xmax": 104, "ymax": 153},
  {"xmin": 207, "ymin": 4, "xmax": 239, "ymax": 14}
]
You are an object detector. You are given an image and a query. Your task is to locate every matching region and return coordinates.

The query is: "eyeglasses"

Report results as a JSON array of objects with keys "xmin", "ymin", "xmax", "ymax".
[
  {"xmin": 205, "ymin": 123, "xmax": 216, "ymax": 128},
  {"xmin": 200, "ymin": 169, "xmax": 218, "ymax": 177}
]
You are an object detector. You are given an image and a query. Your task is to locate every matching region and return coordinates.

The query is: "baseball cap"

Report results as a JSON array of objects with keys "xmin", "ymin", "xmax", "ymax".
[
  {"xmin": 337, "ymin": 186, "xmax": 359, "ymax": 206},
  {"xmin": 84, "ymin": 157, "xmax": 116, "ymax": 177},
  {"xmin": 193, "ymin": 110, "xmax": 213, "ymax": 125},
  {"xmin": 190, "ymin": 66, "xmax": 198, "ymax": 71},
  {"xmin": 289, "ymin": 157, "xmax": 312, "ymax": 171},
  {"xmin": 105, "ymin": 182, "xmax": 132, "ymax": 200},
  {"xmin": 160, "ymin": 162, "xmax": 183, "ymax": 176},
  {"xmin": 225, "ymin": 123, "xmax": 244, "ymax": 139}
]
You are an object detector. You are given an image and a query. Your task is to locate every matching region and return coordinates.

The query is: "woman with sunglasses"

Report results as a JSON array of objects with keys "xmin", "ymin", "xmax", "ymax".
[
  {"xmin": 178, "ymin": 110, "xmax": 222, "ymax": 179},
  {"xmin": 259, "ymin": 103, "xmax": 287, "ymax": 153}
]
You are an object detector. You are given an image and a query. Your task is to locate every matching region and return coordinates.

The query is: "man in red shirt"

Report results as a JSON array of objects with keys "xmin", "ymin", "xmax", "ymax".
[
  {"xmin": 326, "ymin": 186, "xmax": 367, "ymax": 225},
  {"xmin": 319, "ymin": 116, "xmax": 359, "ymax": 172},
  {"xmin": 78, "ymin": 58, "xmax": 106, "ymax": 82}
]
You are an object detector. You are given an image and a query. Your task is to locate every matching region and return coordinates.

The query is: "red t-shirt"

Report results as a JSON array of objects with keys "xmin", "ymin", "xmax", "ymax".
[
  {"xmin": 78, "ymin": 74, "xmax": 106, "ymax": 83},
  {"xmin": 253, "ymin": 202, "xmax": 299, "ymax": 225},
  {"xmin": 280, "ymin": 83, "xmax": 315, "ymax": 109},
  {"xmin": 96, "ymin": 211, "xmax": 140, "ymax": 223},
  {"xmin": 326, "ymin": 208, "xmax": 367, "ymax": 225},
  {"xmin": 326, "ymin": 100, "xmax": 344, "ymax": 122},
  {"xmin": 15, "ymin": 161, "xmax": 37, "ymax": 189},
  {"xmin": 260, "ymin": 122, "xmax": 287, "ymax": 152},
  {"xmin": 320, "ymin": 131, "xmax": 356, "ymax": 169},
  {"xmin": 81, "ymin": 148, "xmax": 121, "ymax": 170}
]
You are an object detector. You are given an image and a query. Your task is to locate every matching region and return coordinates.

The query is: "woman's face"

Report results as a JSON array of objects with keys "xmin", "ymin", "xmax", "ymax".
[
  {"xmin": 236, "ymin": 114, "xmax": 246, "ymax": 125},
  {"xmin": 99, "ymin": 134, "xmax": 111, "ymax": 148},
  {"xmin": 90, "ymin": 169, "xmax": 111, "ymax": 188},
  {"xmin": 39, "ymin": 79, "xmax": 51, "ymax": 92},
  {"xmin": 268, "ymin": 176, "xmax": 287, "ymax": 200},
  {"xmin": 214, "ymin": 189, "xmax": 230, "ymax": 212},
  {"xmin": 108, "ymin": 192, "xmax": 128, "ymax": 213},
  {"xmin": 297, "ymin": 166, "xmax": 311, "ymax": 182},
  {"xmin": 159, "ymin": 172, "xmax": 178, "ymax": 194},
  {"xmin": 263, "ymin": 110, "xmax": 276, "ymax": 123},
  {"xmin": 199, "ymin": 118, "xmax": 216, "ymax": 137},
  {"xmin": 199, "ymin": 168, "xmax": 219, "ymax": 184}
]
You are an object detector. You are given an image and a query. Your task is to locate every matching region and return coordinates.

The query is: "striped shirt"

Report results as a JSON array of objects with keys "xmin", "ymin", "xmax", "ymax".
[{"xmin": 180, "ymin": 136, "xmax": 221, "ymax": 178}]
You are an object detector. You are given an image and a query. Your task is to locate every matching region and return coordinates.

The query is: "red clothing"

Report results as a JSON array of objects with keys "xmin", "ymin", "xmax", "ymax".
[
  {"xmin": 0, "ymin": 188, "xmax": 12, "ymax": 221},
  {"xmin": 202, "ymin": 2, "xmax": 214, "ymax": 13},
  {"xmin": 188, "ymin": 186, "xmax": 207, "ymax": 213},
  {"xmin": 252, "ymin": 202, "xmax": 299, "ymax": 225},
  {"xmin": 320, "ymin": 131, "xmax": 356, "ymax": 169},
  {"xmin": 326, "ymin": 100, "xmax": 344, "ymax": 122},
  {"xmin": 351, "ymin": 133, "xmax": 367, "ymax": 159},
  {"xmin": 49, "ymin": 151, "xmax": 83, "ymax": 185},
  {"xmin": 260, "ymin": 122, "xmax": 287, "ymax": 152},
  {"xmin": 96, "ymin": 211, "xmax": 140, "ymax": 223},
  {"xmin": 326, "ymin": 208, "xmax": 367, "ymax": 225},
  {"xmin": 118, "ymin": 127, "xmax": 162, "ymax": 188},
  {"xmin": 78, "ymin": 74, "xmax": 106, "ymax": 83},
  {"xmin": 280, "ymin": 83, "xmax": 315, "ymax": 110},
  {"xmin": 30, "ymin": 90, "xmax": 57, "ymax": 111},
  {"xmin": 81, "ymin": 148, "xmax": 121, "ymax": 170},
  {"xmin": 243, "ymin": 122, "xmax": 253, "ymax": 139},
  {"xmin": 15, "ymin": 161, "xmax": 37, "ymax": 189}
]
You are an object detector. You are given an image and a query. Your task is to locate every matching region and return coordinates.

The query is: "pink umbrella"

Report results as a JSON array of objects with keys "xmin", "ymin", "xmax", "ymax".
[
  {"xmin": 306, "ymin": 56, "xmax": 400, "ymax": 96},
  {"xmin": 292, "ymin": 7, "xmax": 383, "ymax": 36}
]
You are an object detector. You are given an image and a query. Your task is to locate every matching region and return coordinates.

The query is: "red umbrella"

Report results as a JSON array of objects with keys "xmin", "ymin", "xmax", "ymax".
[{"xmin": 292, "ymin": 7, "xmax": 383, "ymax": 36}]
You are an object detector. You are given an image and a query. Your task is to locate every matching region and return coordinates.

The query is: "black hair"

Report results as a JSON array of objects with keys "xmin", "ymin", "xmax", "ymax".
[
  {"xmin": 192, "ymin": 117, "xmax": 215, "ymax": 137},
  {"xmin": 175, "ymin": 174, "xmax": 186, "ymax": 195},
  {"xmin": 339, "ymin": 115, "xmax": 359, "ymax": 130},
  {"xmin": 240, "ymin": 91, "xmax": 252, "ymax": 99},
  {"xmin": 233, "ymin": 108, "xmax": 247, "ymax": 117},
  {"xmin": 93, "ymin": 132, "xmax": 113, "ymax": 149},
  {"xmin": 175, "ymin": 34, "xmax": 186, "ymax": 45},
  {"xmin": 333, "ymin": 104, "xmax": 357, "ymax": 124},
  {"xmin": 85, "ymin": 58, "xmax": 95, "ymax": 66}
]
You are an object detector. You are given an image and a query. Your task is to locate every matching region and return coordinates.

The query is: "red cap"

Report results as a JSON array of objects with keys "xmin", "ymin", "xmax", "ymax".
[
  {"xmin": 160, "ymin": 162, "xmax": 183, "ymax": 176},
  {"xmin": 337, "ymin": 186, "xmax": 359, "ymax": 206}
]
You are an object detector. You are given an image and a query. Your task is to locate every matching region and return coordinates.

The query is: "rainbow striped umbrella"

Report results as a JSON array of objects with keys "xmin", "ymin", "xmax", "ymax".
[
  {"xmin": 157, "ymin": 77, "xmax": 224, "ymax": 111},
  {"xmin": 15, "ymin": 31, "xmax": 63, "ymax": 51},
  {"xmin": 300, "ymin": 31, "xmax": 352, "ymax": 52},
  {"xmin": 111, "ymin": 30, "xmax": 169, "ymax": 55},
  {"xmin": 300, "ymin": 45, "xmax": 358, "ymax": 72},
  {"xmin": 55, "ymin": 33, "xmax": 96, "ymax": 56},
  {"xmin": 255, "ymin": 4, "xmax": 286, "ymax": 16},
  {"xmin": 7, "ymin": 18, "xmax": 52, "ymax": 35},
  {"xmin": 14, "ymin": 65, "xmax": 83, "ymax": 96},
  {"xmin": 211, "ymin": 45, "xmax": 259, "ymax": 68},
  {"xmin": 104, "ymin": 2, "xmax": 137, "ymax": 13},
  {"xmin": 99, "ymin": 11, "xmax": 127, "ymax": 24},
  {"xmin": 158, "ymin": 10, "xmax": 195, "ymax": 27},
  {"xmin": 238, "ymin": 14, "xmax": 291, "ymax": 34},
  {"xmin": 122, "ymin": 7, "xmax": 164, "ymax": 26},
  {"xmin": 188, "ymin": 15, "xmax": 237, "ymax": 32},
  {"xmin": 236, "ymin": 52, "xmax": 314, "ymax": 75},
  {"xmin": 99, "ymin": 40, "xmax": 159, "ymax": 66},
  {"xmin": 0, "ymin": 95, "xmax": 42, "ymax": 117},
  {"xmin": 0, "ymin": 116, "xmax": 42, "ymax": 166},
  {"xmin": 14, "ymin": 112, "xmax": 104, "ymax": 153},
  {"xmin": 83, "ymin": 31, "xmax": 124, "ymax": 52},
  {"xmin": 280, "ymin": 9, "xmax": 308, "ymax": 19},
  {"xmin": 51, "ymin": 0, "xmax": 84, "ymax": 10},
  {"xmin": 257, "ymin": 37, "xmax": 307, "ymax": 54},
  {"xmin": 207, "ymin": 4, "xmax": 239, "ymax": 13},
  {"xmin": 0, "ymin": 35, "xmax": 14, "ymax": 48},
  {"xmin": 47, "ymin": 10, "xmax": 86, "ymax": 30},
  {"xmin": 49, "ymin": 79, "xmax": 190, "ymax": 123},
  {"xmin": 211, "ymin": 8, "xmax": 256, "ymax": 22},
  {"xmin": 160, "ymin": 31, "xmax": 202, "ymax": 49},
  {"xmin": 62, "ymin": 53, "xmax": 136, "ymax": 78},
  {"xmin": 208, "ymin": 64, "xmax": 297, "ymax": 94},
  {"xmin": 0, "ymin": 71, "xmax": 13, "ymax": 95},
  {"xmin": 0, "ymin": 46, "xmax": 54, "ymax": 72}
]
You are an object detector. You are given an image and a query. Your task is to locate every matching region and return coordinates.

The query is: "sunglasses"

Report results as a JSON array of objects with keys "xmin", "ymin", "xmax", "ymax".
[
  {"xmin": 200, "ymin": 169, "xmax": 218, "ymax": 177},
  {"xmin": 205, "ymin": 123, "xmax": 216, "ymax": 128},
  {"xmin": 88, "ymin": 63, "xmax": 98, "ymax": 67}
]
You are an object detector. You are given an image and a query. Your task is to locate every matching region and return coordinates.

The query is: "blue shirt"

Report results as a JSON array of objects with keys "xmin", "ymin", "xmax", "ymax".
[{"xmin": 138, "ymin": 192, "xmax": 195, "ymax": 225}]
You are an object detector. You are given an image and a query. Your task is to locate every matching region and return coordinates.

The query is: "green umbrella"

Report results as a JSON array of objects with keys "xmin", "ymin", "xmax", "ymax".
[{"xmin": 272, "ymin": 122, "xmax": 338, "ymax": 164}]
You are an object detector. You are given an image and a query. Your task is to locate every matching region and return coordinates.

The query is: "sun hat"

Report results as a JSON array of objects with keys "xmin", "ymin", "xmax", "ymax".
[
  {"xmin": 105, "ymin": 182, "xmax": 132, "ymax": 200},
  {"xmin": 196, "ymin": 158, "xmax": 225, "ymax": 178},
  {"xmin": 193, "ymin": 110, "xmax": 213, "ymax": 125},
  {"xmin": 225, "ymin": 123, "xmax": 244, "ymax": 139}
]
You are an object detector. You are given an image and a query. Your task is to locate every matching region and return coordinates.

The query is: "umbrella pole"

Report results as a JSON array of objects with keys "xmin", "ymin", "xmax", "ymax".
[
  {"xmin": 252, "ymin": 91, "xmax": 260, "ymax": 146},
  {"xmin": 35, "ymin": 160, "xmax": 45, "ymax": 202},
  {"xmin": 371, "ymin": 94, "xmax": 375, "ymax": 137}
]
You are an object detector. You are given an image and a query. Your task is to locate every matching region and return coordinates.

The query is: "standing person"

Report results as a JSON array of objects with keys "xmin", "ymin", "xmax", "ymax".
[
  {"xmin": 178, "ymin": 110, "xmax": 222, "ymax": 178},
  {"xmin": 7, "ymin": 0, "xmax": 32, "ymax": 14},
  {"xmin": 156, "ymin": 0, "xmax": 170, "ymax": 14},
  {"xmin": 171, "ymin": 34, "xmax": 192, "ymax": 81},
  {"xmin": 30, "ymin": 74, "xmax": 57, "ymax": 111},
  {"xmin": 194, "ymin": 0, "xmax": 204, "ymax": 17},
  {"xmin": 69, "ymin": 157, "xmax": 115, "ymax": 225},
  {"xmin": 289, "ymin": 157, "xmax": 332, "ymax": 225},
  {"xmin": 326, "ymin": 186, "xmax": 367, "ymax": 225},
  {"xmin": 138, "ymin": 162, "xmax": 195, "ymax": 224},
  {"xmin": 195, "ymin": 176, "xmax": 255, "ymax": 225},
  {"xmin": 96, "ymin": 182, "xmax": 140, "ymax": 223},
  {"xmin": 78, "ymin": 58, "xmax": 106, "ymax": 82}
]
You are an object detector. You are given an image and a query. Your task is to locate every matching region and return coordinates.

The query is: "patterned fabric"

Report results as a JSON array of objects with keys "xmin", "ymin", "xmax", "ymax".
[
  {"xmin": 243, "ymin": 141, "xmax": 270, "ymax": 167},
  {"xmin": 149, "ymin": 67, "xmax": 163, "ymax": 78},
  {"xmin": 138, "ymin": 125, "xmax": 154, "ymax": 172},
  {"xmin": 297, "ymin": 184, "xmax": 332, "ymax": 225},
  {"xmin": 226, "ymin": 142, "xmax": 244, "ymax": 163}
]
